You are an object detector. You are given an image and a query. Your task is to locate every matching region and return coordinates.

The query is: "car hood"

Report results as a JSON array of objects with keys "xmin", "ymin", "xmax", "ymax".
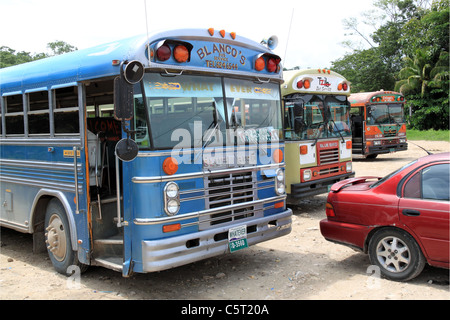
[{"xmin": 330, "ymin": 176, "xmax": 381, "ymax": 192}]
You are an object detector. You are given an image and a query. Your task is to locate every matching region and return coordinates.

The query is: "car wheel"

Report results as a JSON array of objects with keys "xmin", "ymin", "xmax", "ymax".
[{"xmin": 368, "ymin": 228, "xmax": 425, "ymax": 281}]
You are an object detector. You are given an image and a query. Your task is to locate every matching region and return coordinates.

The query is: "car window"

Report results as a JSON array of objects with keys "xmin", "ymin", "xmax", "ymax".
[
  {"xmin": 371, "ymin": 159, "xmax": 417, "ymax": 189},
  {"xmin": 404, "ymin": 172, "xmax": 421, "ymax": 198},
  {"xmin": 404, "ymin": 163, "xmax": 449, "ymax": 201},
  {"xmin": 422, "ymin": 163, "xmax": 449, "ymax": 201}
]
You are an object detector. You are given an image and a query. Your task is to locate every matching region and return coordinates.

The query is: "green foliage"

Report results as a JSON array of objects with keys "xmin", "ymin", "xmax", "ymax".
[
  {"xmin": 0, "ymin": 41, "xmax": 77, "ymax": 68},
  {"xmin": 333, "ymin": 0, "xmax": 449, "ymax": 130},
  {"xmin": 332, "ymin": 48, "xmax": 395, "ymax": 92}
]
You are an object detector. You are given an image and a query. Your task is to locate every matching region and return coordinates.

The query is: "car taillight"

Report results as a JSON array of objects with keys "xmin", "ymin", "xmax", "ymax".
[{"xmin": 325, "ymin": 202, "xmax": 335, "ymax": 217}]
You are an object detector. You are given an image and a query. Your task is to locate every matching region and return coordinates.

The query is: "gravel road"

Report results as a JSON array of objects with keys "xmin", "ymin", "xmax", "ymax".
[{"xmin": 1, "ymin": 140, "xmax": 449, "ymax": 301}]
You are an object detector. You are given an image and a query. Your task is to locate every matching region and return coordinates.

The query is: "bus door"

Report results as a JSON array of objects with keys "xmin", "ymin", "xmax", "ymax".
[
  {"xmin": 350, "ymin": 106, "xmax": 365, "ymax": 155},
  {"xmin": 84, "ymin": 79, "xmax": 125, "ymax": 272}
]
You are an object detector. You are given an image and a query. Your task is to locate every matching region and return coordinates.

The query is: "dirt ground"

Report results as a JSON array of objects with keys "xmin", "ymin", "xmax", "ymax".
[{"xmin": 1, "ymin": 140, "xmax": 449, "ymax": 301}]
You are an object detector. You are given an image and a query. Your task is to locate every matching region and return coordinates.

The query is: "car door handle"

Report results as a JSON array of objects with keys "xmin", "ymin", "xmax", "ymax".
[{"xmin": 402, "ymin": 209, "xmax": 421, "ymax": 216}]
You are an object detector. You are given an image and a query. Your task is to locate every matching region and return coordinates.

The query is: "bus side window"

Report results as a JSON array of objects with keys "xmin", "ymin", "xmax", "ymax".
[
  {"xmin": 28, "ymin": 91, "xmax": 50, "ymax": 135},
  {"xmin": 54, "ymin": 86, "xmax": 79, "ymax": 134},
  {"xmin": 5, "ymin": 94, "xmax": 24, "ymax": 136}
]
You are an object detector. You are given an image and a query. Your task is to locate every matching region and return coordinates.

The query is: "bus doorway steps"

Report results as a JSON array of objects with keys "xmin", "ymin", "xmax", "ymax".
[{"xmin": 93, "ymin": 234, "xmax": 123, "ymax": 272}]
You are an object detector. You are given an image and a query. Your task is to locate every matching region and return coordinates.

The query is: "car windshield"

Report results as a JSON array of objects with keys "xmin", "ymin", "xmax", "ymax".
[{"xmin": 370, "ymin": 159, "xmax": 418, "ymax": 188}]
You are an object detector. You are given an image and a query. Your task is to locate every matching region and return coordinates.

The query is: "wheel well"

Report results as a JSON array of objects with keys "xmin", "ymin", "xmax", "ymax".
[
  {"xmin": 364, "ymin": 226, "xmax": 404, "ymax": 254},
  {"xmin": 31, "ymin": 196, "xmax": 52, "ymax": 253}
]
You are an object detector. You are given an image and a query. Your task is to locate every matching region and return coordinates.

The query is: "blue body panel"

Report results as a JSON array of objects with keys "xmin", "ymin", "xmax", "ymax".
[{"xmin": 0, "ymin": 35, "xmax": 147, "ymax": 94}]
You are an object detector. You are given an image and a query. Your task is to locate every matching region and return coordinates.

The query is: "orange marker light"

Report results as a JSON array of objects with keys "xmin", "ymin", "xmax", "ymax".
[
  {"xmin": 274, "ymin": 201, "xmax": 284, "ymax": 209},
  {"xmin": 163, "ymin": 157, "xmax": 178, "ymax": 175},
  {"xmin": 174, "ymin": 45, "xmax": 189, "ymax": 63},
  {"xmin": 346, "ymin": 140, "xmax": 352, "ymax": 149},
  {"xmin": 300, "ymin": 145, "xmax": 308, "ymax": 155},
  {"xmin": 303, "ymin": 79, "xmax": 311, "ymax": 89},
  {"xmin": 163, "ymin": 223, "xmax": 181, "ymax": 233},
  {"xmin": 273, "ymin": 149, "xmax": 283, "ymax": 163},
  {"xmin": 230, "ymin": 32, "xmax": 236, "ymax": 40},
  {"xmin": 208, "ymin": 28, "xmax": 215, "ymax": 36},
  {"xmin": 255, "ymin": 56, "xmax": 265, "ymax": 71},
  {"xmin": 219, "ymin": 30, "xmax": 226, "ymax": 38}
]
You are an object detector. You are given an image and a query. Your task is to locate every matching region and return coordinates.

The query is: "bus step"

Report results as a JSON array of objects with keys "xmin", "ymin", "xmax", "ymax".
[
  {"xmin": 93, "ymin": 256, "xmax": 123, "ymax": 272},
  {"xmin": 93, "ymin": 235, "xmax": 123, "ymax": 268}
]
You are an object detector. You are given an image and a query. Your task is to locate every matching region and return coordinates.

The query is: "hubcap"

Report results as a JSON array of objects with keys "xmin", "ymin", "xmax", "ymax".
[
  {"xmin": 376, "ymin": 236, "xmax": 410, "ymax": 273},
  {"xmin": 45, "ymin": 214, "xmax": 67, "ymax": 262}
]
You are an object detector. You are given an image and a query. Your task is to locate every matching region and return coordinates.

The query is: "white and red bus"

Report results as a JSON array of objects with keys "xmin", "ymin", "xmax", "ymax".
[{"xmin": 282, "ymin": 69, "xmax": 354, "ymax": 200}]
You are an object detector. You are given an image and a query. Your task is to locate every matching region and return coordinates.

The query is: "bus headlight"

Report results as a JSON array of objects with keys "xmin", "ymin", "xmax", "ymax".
[
  {"xmin": 303, "ymin": 169, "xmax": 311, "ymax": 181},
  {"xmin": 373, "ymin": 140, "xmax": 381, "ymax": 146},
  {"xmin": 164, "ymin": 182, "xmax": 180, "ymax": 216},
  {"xmin": 275, "ymin": 168, "xmax": 285, "ymax": 195},
  {"xmin": 346, "ymin": 162, "xmax": 352, "ymax": 173}
]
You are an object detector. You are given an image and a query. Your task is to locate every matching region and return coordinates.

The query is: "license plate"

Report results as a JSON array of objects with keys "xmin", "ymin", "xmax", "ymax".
[{"xmin": 228, "ymin": 225, "xmax": 248, "ymax": 253}]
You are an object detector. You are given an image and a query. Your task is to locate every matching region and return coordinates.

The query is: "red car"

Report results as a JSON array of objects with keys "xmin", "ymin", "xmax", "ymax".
[{"xmin": 320, "ymin": 152, "xmax": 449, "ymax": 281}]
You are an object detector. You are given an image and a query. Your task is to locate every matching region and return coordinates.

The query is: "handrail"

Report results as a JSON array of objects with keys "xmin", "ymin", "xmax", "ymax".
[{"xmin": 73, "ymin": 146, "xmax": 79, "ymax": 214}]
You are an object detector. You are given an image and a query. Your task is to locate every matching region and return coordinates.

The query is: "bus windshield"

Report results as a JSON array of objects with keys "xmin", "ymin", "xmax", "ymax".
[
  {"xmin": 367, "ymin": 103, "xmax": 404, "ymax": 125},
  {"xmin": 284, "ymin": 95, "xmax": 351, "ymax": 140},
  {"xmin": 138, "ymin": 73, "xmax": 282, "ymax": 149}
]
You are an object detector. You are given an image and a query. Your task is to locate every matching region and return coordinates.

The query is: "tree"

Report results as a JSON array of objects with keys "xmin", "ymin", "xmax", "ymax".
[
  {"xmin": 47, "ymin": 41, "xmax": 77, "ymax": 56},
  {"xmin": 394, "ymin": 48, "xmax": 433, "ymax": 97},
  {"xmin": 0, "ymin": 41, "xmax": 77, "ymax": 68},
  {"xmin": 332, "ymin": 48, "xmax": 395, "ymax": 92},
  {"xmin": 0, "ymin": 46, "xmax": 35, "ymax": 68},
  {"xmin": 395, "ymin": 49, "xmax": 449, "ymax": 130}
]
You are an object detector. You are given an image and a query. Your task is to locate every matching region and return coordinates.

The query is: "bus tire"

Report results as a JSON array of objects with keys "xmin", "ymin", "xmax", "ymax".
[{"xmin": 44, "ymin": 199, "xmax": 86, "ymax": 275}]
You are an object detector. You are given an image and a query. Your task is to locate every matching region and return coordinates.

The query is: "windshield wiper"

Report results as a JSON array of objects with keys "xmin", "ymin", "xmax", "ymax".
[
  {"xmin": 311, "ymin": 122, "xmax": 326, "ymax": 147},
  {"xmin": 328, "ymin": 119, "xmax": 345, "ymax": 143}
]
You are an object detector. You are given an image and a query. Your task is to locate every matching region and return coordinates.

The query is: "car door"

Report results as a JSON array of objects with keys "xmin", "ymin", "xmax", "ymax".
[{"xmin": 398, "ymin": 162, "xmax": 449, "ymax": 264}]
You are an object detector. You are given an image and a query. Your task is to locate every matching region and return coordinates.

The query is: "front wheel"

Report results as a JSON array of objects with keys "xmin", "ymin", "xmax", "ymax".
[
  {"xmin": 45, "ymin": 199, "xmax": 87, "ymax": 275},
  {"xmin": 368, "ymin": 228, "xmax": 425, "ymax": 281}
]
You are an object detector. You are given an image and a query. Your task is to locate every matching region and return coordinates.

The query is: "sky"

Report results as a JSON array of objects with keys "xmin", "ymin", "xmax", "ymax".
[{"xmin": 1, "ymin": 0, "xmax": 376, "ymax": 69}]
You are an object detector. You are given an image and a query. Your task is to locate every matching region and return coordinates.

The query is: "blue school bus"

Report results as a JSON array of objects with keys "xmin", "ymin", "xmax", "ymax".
[{"xmin": 0, "ymin": 28, "xmax": 292, "ymax": 276}]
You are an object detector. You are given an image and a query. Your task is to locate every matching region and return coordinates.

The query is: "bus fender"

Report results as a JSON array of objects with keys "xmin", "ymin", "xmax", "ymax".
[{"xmin": 30, "ymin": 189, "xmax": 78, "ymax": 252}]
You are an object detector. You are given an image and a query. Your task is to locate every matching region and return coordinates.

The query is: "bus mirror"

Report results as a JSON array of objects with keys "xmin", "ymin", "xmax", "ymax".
[
  {"xmin": 114, "ymin": 76, "xmax": 134, "ymax": 121},
  {"xmin": 293, "ymin": 104, "xmax": 302, "ymax": 116},
  {"xmin": 294, "ymin": 117, "xmax": 305, "ymax": 134},
  {"xmin": 123, "ymin": 60, "xmax": 144, "ymax": 85},
  {"xmin": 115, "ymin": 138, "xmax": 139, "ymax": 162}
]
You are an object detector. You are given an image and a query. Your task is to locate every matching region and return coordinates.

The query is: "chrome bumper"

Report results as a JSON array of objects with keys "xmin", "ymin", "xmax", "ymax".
[{"xmin": 141, "ymin": 209, "xmax": 292, "ymax": 272}]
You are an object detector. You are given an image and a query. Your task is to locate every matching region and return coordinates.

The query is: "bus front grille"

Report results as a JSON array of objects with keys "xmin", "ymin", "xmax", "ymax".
[
  {"xmin": 200, "ymin": 171, "xmax": 260, "ymax": 230},
  {"xmin": 319, "ymin": 147, "xmax": 339, "ymax": 165}
]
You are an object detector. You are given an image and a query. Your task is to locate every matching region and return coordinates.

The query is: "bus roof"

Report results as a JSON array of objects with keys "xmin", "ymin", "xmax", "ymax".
[
  {"xmin": 349, "ymin": 90, "xmax": 405, "ymax": 106},
  {"xmin": 282, "ymin": 69, "xmax": 350, "ymax": 97},
  {"xmin": 1, "ymin": 28, "xmax": 281, "ymax": 96}
]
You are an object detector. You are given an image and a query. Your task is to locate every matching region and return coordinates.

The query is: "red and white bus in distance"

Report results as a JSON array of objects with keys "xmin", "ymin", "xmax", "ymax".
[{"xmin": 282, "ymin": 69, "xmax": 354, "ymax": 200}]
